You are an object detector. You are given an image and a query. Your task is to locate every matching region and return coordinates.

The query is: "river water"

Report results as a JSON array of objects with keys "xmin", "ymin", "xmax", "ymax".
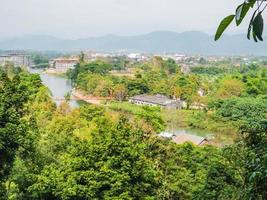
[{"xmin": 29, "ymin": 68, "xmax": 80, "ymax": 107}]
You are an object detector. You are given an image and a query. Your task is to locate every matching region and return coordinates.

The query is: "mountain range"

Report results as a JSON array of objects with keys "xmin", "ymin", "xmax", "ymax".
[{"xmin": 0, "ymin": 31, "xmax": 267, "ymax": 55}]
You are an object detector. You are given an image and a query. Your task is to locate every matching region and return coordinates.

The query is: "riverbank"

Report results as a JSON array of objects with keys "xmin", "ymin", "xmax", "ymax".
[
  {"xmin": 44, "ymin": 68, "xmax": 68, "ymax": 75},
  {"xmin": 72, "ymin": 89, "xmax": 113, "ymax": 105}
]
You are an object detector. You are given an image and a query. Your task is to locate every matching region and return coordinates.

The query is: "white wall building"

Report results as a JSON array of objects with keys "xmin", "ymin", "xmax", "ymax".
[
  {"xmin": 51, "ymin": 57, "xmax": 79, "ymax": 73},
  {"xmin": 0, "ymin": 54, "xmax": 30, "ymax": 67}
]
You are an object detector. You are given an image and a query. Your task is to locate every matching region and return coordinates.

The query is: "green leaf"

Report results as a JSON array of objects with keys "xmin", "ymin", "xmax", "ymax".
[
  {"xmin": 248, "ymin": 0, "xmax": 257, "ymax": 8},
  {"xmin": 215, "ymin": 15, "xmax": 235, "ymax": 41},
  {"xmin": 252, "ymin": 12, "xmax": 264, "ymax": 41},
  {"xmin": 252, "ymin": 32, "xmax": 258, "ymax": 42},
  {"xmin": 249, "ymin": 172, "xmax": 256, "ymax": 182},
  {"xmin": 247, "ymin": 10, "xmax": 258, "ymax": 40},
  {"xmin": 235, "ymin": 3, "xmax": 250, "ymax": 26},
  {"xmin": 247, "ymin": 25, "xmax": 252, "ymax": 40}
]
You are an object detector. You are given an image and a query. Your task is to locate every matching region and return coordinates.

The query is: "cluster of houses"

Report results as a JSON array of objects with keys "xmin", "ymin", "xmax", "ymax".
[{"xmin": 81, "ymin": 51, "xmax": 149, "ymax": 62}]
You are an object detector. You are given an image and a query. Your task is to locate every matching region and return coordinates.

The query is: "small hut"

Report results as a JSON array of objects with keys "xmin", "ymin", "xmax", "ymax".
[{"xmin": 172, "ymin": 134, "xmax": 209, "ymax": 146}]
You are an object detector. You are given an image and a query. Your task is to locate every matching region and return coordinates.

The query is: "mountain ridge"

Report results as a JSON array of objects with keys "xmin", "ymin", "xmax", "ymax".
[{"xmin": 0, "ymin": 31, "xmax": 266, "ymax": 55}]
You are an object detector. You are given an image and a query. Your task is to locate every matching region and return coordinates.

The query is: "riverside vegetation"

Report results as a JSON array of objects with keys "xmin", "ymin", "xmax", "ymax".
[
  {"xmin": 0, "ymin": 58, "xmax": 266, "ymax": 199},
  {"xmin": 68, "ymin": 56, "xmax": 267, "ymax": 143}
]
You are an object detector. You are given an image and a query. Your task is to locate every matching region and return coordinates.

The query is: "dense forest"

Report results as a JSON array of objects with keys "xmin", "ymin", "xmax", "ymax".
[{"xmin": 0, "ymin": 58, "xmax": 266, "ymax": 199}]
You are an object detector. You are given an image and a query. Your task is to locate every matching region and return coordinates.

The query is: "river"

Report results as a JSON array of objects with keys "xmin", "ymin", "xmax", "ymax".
[{"xmin": 29, "ymin": 68, "xmax": 80, "ymax": 107}]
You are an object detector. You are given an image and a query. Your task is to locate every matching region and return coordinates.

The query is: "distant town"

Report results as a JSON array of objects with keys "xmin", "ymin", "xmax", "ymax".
[{"xmin": 1, "ymin": 50, "xmax": 266, "ymax": 72}]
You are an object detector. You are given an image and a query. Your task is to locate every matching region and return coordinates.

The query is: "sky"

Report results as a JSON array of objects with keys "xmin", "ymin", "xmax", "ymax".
[{"xmin": 1, "ymin": 0, "xmax": 266, "ymax": 39}]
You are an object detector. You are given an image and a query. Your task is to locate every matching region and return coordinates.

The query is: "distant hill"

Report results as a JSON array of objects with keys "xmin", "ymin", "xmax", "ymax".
[{"xmin": 1, "ymin": 31, "xmax": 267, "ymax": 55}]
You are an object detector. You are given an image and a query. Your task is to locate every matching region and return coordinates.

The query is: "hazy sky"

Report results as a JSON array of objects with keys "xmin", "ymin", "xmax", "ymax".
[{"xmin": 1, "ymin": 0, "xmax": 266, "ymax": 39}]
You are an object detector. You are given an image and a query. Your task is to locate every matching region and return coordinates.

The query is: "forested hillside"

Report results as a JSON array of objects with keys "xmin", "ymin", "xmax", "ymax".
[{"xmin": 0, "ymin": 60, "xmax": 266, "ymax": 199}]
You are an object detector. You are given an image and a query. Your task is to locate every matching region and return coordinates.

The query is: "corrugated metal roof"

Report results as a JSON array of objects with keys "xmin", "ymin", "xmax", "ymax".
[
  {"xmin": 172, "ymin": 134, "xmax": 207, "ymax": 145},
  {"xmin": 130, "ymin": 94, "xmax": 172, "ymax": 106}
]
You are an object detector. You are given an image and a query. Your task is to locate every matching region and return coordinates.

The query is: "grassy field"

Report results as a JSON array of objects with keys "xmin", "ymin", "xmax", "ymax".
[
  {"xmin": 161, "ymin": 109, "xmax": 193, "ymax": 129},
  {"xmin": 107, "ymin": 101, "xmax": 159, "ymax": 115}
]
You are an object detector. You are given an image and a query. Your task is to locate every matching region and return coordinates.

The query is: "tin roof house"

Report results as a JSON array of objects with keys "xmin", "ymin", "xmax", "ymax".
[{"xmin": 172, "ymin": 134, "xmax": 209, "ymax": 146}]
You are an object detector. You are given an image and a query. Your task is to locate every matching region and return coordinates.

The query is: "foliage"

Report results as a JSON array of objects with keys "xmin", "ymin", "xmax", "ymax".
[
  {"xmin": 1, "ymin": 56, "xmax": 267, "ymax": 200},
  {"xmin": 68, "ymin": 60, "xmax": 112, "ymax": 83},
  {"xmin": 108, "ymin": 102, "xmax": 166, "ymax": 133},
  {"xmin": 0, "ymin": 68, "xmax": 43, "ymax": 198},
  {"xmin": 31, "ymin": 54, "xmax": 49, "ymax": 68},
  {"xmin": 215, "ymin": 0, "xmax": 266, "ymax": 42},
  {"xmin": 215, "ymin": 78, "xmax": 245, "ymax": 99},
  {"xmin": 191, "ymin": 66, "xmax": 225, "ymax": 75},
  {"xmin": 216, "ymin": 97, "xmax": 267, "ymax": 132},
  {"xmin": 215, "ymin": 96, "xmax": 267, "ymax": 199},
  {"xmin": 113, "ymin": 84, "xmax": 128, "ymax": 101}
]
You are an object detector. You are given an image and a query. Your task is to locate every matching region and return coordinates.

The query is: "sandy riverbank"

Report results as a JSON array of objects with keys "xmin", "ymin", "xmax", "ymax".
[
  {"xmin": 72, "ymin": 89, "xmax": 113, "ymax": 105},
  {"xmin": 44, "ymin": 68, "xmax": 67, "ymax": 75}
]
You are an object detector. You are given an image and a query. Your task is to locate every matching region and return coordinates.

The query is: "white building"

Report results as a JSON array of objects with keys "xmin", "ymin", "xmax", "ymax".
[
  {"xmin": 0, "ymin": 54, "xmax": 30, "ymax": 67},
  {"xmin": 51, "ymin": 57, "xmax": 79, "ymax": 73},
  {"xmin": 127, "ymin": 53, "xmax": 148, "ymax": 62}
]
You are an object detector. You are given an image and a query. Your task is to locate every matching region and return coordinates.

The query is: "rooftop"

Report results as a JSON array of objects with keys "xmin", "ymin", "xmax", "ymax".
[
  {"xmin": 130, "ymin": 94, "xmax": 172, "ymax": 106},
  {"xmin": 0, "ymin": 54, "xmax": 29, "ymax": 57},
  {"xmin": 172, "ymin": 133, "xmax": 208, "ymax": 145}
]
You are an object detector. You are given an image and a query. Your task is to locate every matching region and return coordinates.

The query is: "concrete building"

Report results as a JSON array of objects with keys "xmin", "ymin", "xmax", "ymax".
[
  {"xmin": 129, "ymin": 94, "xmax": 184, "ymax": 109},
  {"xmin": 51, "ymin": 57, "xmax": 79, "ymax": 73},
  {"xmin": 0, "ymin": 54, "xmax": 30, "ymax": 67}
]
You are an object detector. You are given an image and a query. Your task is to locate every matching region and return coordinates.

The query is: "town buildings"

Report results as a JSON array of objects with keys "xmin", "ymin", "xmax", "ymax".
[
  {"xmin": 84, "ymin": 51, "xmax": 112, "ymax": 61},
  {"xmin": 159, "ymin": 53, "xmax": 186, "ymax": 62},
  {"xmin": 0, "ymin": 53, "xmax": 30, "ymax": 67},
  {"xmin": 127, "ymin": 53, "xmax": 149, "ymax": 62},
  {"xmin": 129, "ymin": 94, "xmax": 184, "ymax": 109}
]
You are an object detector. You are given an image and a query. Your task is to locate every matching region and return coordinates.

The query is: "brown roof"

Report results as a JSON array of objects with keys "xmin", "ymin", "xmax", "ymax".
[{"xmin": 172, "ymin": 134, "xmax": 208, "ymax": 145}]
